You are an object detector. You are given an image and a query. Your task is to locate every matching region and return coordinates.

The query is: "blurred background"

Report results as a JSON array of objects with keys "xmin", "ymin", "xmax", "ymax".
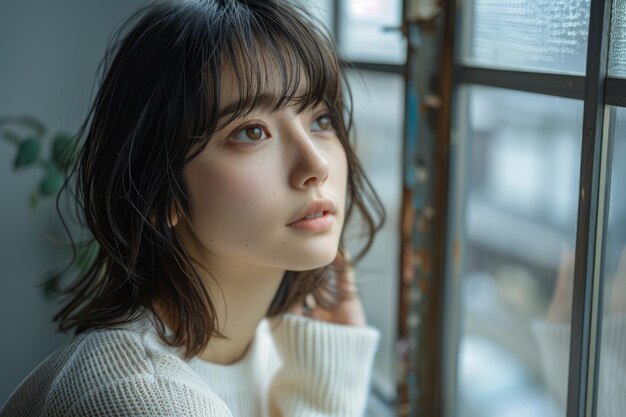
[
  {"xmin": 0, "ymin": 0, "xmax": 151, "ymax": 409},
  {"xmin": 1, "ymin": 0, "xmax": 625, "ymax": 416}
]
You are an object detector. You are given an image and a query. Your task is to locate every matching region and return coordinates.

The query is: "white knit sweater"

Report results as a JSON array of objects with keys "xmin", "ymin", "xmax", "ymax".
[{"xmin": 0, "ymin": 310, "xmax": 380, "ymax": 416}]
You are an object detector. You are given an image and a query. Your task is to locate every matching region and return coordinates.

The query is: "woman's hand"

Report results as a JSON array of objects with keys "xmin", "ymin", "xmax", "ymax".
[{"xmin": 287, "ymin": 248, "xmax": 368, "ymax": 327}]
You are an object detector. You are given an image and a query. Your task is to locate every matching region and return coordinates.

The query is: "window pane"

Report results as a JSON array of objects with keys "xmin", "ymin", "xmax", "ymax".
[
  {"xmin": 294, "ymin": 0, "xmax": 333, "ymax": 34},
  {"xmin": 339, "ymin": 0, "xmax": 406, "ymax": 64},
  {"xmin": 596, "ymin": 107, "xmax": 626, "ymax": 415},
  {"xmin": 344, "ymin": 69, "xmax": 404, "ymax": 414},
  {"xmin": 448, "ymin": 86, "xmax": 584, "ymax": 417},
  {"xmin": 609, "ymin": 0, "xmax": 626, "ymax": 76},
  {"xmin": 462, "ymin": 0, "xmax": 590, "ymax": 74}
]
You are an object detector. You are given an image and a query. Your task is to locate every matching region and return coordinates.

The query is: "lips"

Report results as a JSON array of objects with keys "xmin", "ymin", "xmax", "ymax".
[{"xmin": 287, "ymin": 198, "xmax": 337, "ymax": 226}]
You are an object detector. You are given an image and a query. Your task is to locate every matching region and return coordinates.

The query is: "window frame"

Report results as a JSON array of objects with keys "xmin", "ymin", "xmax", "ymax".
[
  {"xmin": 440, "ymin": 0, "xmax": 623, "ymax": 416},
  {"xmin": 329, "ymin": 1, "xmax": 407, "ymax": 416}
]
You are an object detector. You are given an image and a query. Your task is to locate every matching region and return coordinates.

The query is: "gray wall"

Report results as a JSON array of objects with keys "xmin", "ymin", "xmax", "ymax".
[{"xmin": 0, "ymin": 0, "xmax": 147, "ymax": 405}]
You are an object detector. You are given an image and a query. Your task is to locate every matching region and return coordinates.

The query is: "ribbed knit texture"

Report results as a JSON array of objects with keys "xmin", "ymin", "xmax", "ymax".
[
  {"xmin": 531, "ymin": 312, "xmax": 626, "ymax": 417},
  {"xmin": 0, "ymin": 310, "xmax": 380, "ymax": 417},
  {"xmin": 268, "ymin": 314, "xmax": 379, "ymax": 417}
]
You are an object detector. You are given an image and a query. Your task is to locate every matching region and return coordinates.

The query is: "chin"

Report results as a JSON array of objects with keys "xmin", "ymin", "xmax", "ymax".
[{"xmin": 282, "ymin": 244, "xmax": 339, "ymax": 271}]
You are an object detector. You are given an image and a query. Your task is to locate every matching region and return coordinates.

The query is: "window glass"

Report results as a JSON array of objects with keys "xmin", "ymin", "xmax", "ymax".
[
  {"xmin": 596, "ymin": 107, "xmax": 626, "ymax": 416},
  {"xmin": 609, "ymin": 0, "xmax": 626, "ymax": 76},
  {"xmin": 344, "ymin": 69, "xmax": 404, "ymax": 412},
  {"xmin": 462, "ymin": 0, "xmax": 591, "ymax": 74},
  {"xmin": 339, "ymin": 0, "xmax": 406, "ymax": 63},
  {"xmin": 448, "ymin": 85, "xmax": 584, "ymax": 417},
  {"xmin": 294, "ymin": 0, "xmax": 333, "ymax": 34}
]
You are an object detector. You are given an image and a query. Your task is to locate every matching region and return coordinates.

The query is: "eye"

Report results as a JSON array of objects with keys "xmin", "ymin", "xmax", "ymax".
[
  {"xmin": 311, "ymin": 114, "xmax": 334, "ymax": 132},
  {"xmin": 232, "ymin": 124, "xmax": 270, "ymax": 144}
]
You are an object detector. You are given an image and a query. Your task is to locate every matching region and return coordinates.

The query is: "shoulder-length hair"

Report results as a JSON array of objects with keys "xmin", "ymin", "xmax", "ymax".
[{"xmin": 51, "ymin": 0, "xmax": 386, "ymax": 359}]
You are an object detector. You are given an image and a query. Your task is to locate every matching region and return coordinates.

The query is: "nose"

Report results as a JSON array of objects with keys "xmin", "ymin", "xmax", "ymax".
[{"xmin": 286, "ymin": 121, "xmax": 330, "ymax": 189}]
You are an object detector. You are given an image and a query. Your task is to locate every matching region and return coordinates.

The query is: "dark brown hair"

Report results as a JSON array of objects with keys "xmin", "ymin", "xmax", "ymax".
[{"xmin": 49, "ymin": 0, "xmax": 386, "ymax": 359}]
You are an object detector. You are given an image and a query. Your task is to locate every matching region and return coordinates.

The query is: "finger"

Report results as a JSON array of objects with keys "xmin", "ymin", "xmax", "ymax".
[
  {"xmin": 304, "ymin": 293, "xmax": 317, "ymax": 310},
  {"xmin": 309, "ymin": 307, "xmax": 335, "ymax": 322}
]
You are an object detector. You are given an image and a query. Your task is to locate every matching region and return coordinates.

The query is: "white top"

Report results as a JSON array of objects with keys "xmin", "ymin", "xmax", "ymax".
[{"xmin": 0, "ymin": 309, "xmax": 380, "ymax": 416}]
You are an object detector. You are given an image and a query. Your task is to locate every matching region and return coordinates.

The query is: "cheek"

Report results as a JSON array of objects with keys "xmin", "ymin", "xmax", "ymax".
[
  {"xmin": 185, "ymin": 160, "xmax": 274, "ymax": 229},
  {"xmin": 333, "ymin": 144, "xmax": 349, "ymax": 189}
]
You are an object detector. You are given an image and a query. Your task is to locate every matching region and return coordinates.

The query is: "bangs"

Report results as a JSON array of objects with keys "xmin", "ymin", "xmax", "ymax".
[{"xmin": 209, "ymin": 1, "xmax": 342, "ymax": 130}]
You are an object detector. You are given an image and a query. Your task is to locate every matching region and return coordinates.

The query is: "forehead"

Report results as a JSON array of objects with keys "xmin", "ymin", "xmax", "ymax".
[
  {"xmin": 215, "ymin": 59, "xmax": 321, "ymax": 128},
  {"xmin": 207, "ymin": 22, "xmax": 339, "ymax": 127},
  {"xmin": 218, "ymin": 63, "xmax": 308, "ymax": 110}
]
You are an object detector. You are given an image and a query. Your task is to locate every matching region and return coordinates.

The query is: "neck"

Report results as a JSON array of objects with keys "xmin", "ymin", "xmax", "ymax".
[
  {"xmin": 153, "ymin": 256, "xmax": 286, "ymax": 365},
  {"xmin": 195, "ymin": 262, "xmax": 285, "ymax": 364}
]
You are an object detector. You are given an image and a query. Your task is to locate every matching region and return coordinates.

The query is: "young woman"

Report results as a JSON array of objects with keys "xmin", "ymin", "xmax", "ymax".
[{"xmin": 1, "ymin": 0, "xmax": 386, "ymax": 415}]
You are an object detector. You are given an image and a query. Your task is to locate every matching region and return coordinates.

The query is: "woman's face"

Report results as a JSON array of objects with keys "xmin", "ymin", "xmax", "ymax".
[{"xmin": 175, "ymin": 69, "xmax": 348, "ymax": 272}]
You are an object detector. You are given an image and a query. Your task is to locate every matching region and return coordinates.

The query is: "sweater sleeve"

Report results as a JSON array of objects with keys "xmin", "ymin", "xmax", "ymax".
[
  {"xmin": 266, "ymin": 313, "xmax": 380, "ymax": 417},
  {"xmin": 65, "ymin": 376, "xmax": 235, "ymax": 417}
]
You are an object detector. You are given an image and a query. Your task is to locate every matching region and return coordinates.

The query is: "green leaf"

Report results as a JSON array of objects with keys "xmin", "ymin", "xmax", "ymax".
[
  {"xmin": 0, "ymin": 115, "xmax": 46, "ymax": 137},
  {"xmin": 51, "ymin": 134, "xmax": 74, "ymax": 173},
  {"xmin": 29, "ymin": 191, "xmax": 39, "ymax": 209},
  {"xmin": 18, "ymin": 116, "xmax": 46, "ymax": 137},
  {"xmin": 38, "ymin": 161, "xmax": 64, "ymax": 196},
  {"xmin": 1, "ymin": 129, "xmax": 21, "ymax": 145},
  {"xmin": 14, "ymin": 138, "xmax": 41, "ymax": 168}
]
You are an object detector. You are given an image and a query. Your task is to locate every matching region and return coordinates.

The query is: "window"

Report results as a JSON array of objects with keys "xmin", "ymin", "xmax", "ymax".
[
  {"xmin": 339, "ymin": 0, "xmax": 405, "ymax": 63},
  {"xmin": 438, "ymin": 0, "xmax": 626, "ymax": 416},
  {"xmin": 450, "ymin": 85, "xmax": 584, "ymax": 417}
]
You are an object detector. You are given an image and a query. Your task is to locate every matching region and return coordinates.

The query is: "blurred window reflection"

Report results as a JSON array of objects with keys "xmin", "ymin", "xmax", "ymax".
[
  {"xmin": 451, "ymin": 86, "xmax": 584, "ymax": 417},
  {"xmin": 595, "ymin": 107, "xmax": 626, "ymax": 416}
]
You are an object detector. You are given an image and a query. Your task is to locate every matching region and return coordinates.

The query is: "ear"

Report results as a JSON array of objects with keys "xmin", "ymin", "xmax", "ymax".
[
  {"xmin": 168, "ymin": 203, "xmax": 179, "ymax": 228},
  {"xmin": 150, "ymin": 202, "xmax": 180, "ymax": 228}
]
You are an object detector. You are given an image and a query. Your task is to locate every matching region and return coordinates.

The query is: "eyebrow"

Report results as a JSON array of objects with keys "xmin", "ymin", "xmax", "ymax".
[{"xmin": 217, "ymin": 93, "xmax": 281, "ymax": 121}]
